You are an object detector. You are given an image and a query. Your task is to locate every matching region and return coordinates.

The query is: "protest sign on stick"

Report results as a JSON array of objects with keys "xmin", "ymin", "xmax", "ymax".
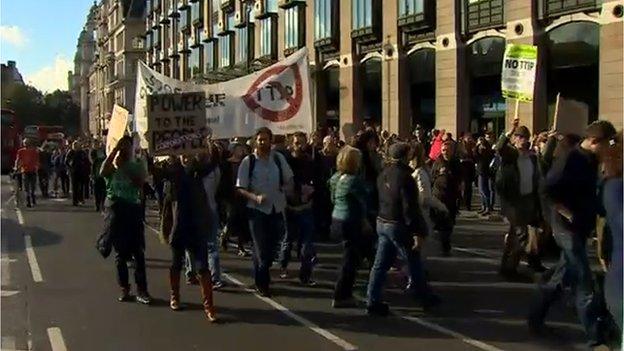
[
  {"xmin": 106, "ymin": 105, "xmax": 129, "ymax": 155},
  {"xmin": 146, "ymin": 92, "xmax": 211, "ymax": 156}
]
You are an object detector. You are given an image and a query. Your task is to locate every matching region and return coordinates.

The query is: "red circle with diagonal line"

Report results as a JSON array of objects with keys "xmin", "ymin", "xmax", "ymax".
[{"xmin": 242, "ymin": 63, "xmax": 303, "ymax": 122}]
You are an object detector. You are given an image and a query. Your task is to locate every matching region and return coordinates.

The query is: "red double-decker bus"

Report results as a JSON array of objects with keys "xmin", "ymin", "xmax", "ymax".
[{"xmin": 1, "ymin": 108, "xmax": 22, "ymax": 173}]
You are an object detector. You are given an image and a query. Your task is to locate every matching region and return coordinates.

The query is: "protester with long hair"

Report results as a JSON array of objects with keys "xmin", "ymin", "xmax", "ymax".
[
  {"xmin": 99, "ymin": 136, "xmax": 151, "ymax": 304},
  {"xmin": 328, "ymin": 146, "xmax": 368, "ymax": 308},
  {"xmin": 160, "ymin": 153, "xmax": 217, "ymax": 322}
]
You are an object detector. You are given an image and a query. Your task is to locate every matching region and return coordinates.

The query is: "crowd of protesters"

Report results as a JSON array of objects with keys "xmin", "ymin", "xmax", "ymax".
[{"xmin": 11, "ymin": 118, "xmax": 623, "ymax": 348}]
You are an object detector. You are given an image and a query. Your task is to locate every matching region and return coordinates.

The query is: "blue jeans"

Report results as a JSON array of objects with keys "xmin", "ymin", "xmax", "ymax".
[
  {"xmin": 279, "ymin": 208, "xmax": 317, "ymax": 281},
  {"xmin": 248, "ymin": 208, "xmax": 285, "ymax": 289},
  {"xmin": 185, "ymin": 208, "xmax": 222, "ymax": 283},
  {"xmin": 478, "ymin": 174, "xmax": 494, "ymax": 211},
  {"xmin": 531, "ymin": 214, "xmax": 602, "ymax": 345},
  {"xmin": 367, "ymin": 219, "xmax": 432, "ymax": 306}
]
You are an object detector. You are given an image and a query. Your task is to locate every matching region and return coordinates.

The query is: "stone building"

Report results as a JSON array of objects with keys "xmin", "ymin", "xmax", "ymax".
[
  {"xmin": 88, "ymin": 0, "xmax": 147, "ymax": 137},
  {"xmin": 71, "ymin": 3, "xmax": 98, "ymax": 135},
  {"xmin": 143, "ymin": 0, "xmax": 622, "ymax": 137}
]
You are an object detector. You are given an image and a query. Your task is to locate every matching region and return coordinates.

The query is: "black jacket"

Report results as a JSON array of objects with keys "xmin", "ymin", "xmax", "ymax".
[
  {"xmin": 431, "ymin": 156, "xmax": 461, "ymax": 213},
  {"xmin": 377, "ymin": 162, "xmax": 427, "ymax": 237}
]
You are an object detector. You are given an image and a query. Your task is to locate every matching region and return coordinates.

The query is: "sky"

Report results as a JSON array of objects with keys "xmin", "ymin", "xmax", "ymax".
[{"xmin": 0, "ymin": 0, "xmax": 96, "ymax": 93}]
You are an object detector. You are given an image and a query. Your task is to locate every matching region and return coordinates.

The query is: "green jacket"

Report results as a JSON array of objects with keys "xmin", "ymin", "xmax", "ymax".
[{"xmin": 328, "ymin": 172, "xmax": 367, "ymax": 222}]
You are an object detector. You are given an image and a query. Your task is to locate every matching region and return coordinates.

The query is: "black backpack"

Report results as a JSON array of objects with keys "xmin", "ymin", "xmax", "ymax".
[{"xmin": 247, "ymin": 153, "xmax": 284, "ymax": 190}]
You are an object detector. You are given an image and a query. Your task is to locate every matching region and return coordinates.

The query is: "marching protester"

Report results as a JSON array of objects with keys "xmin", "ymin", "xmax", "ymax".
[
  {"xmin": 236, "ymin": 127, "xmax": 294, "ymax": 297},
  {"xmin": 220, "ymin": 142, "xmax": 251, "ymax": 256},
  {"xmin": 52, "ymin": 146, "xmax": 70, "ymax": 198},
  {"xmin": 431, "ymin": 141, "xmax": 461, "ymax": 256},
  {"xmin": 475, "ymin": 136, "xmax": 495, "ymax": 215},
  {"xmin": 353, "ymin": 129, "xmax": 382, "ymax": 263},
  {"xmin": 160, "ymin": 153, "xmax": 218, "ymax": 322},
  {"xmin": 15, "ymin": 138, "xmax": 40, "ymax": 208},
  {"xmin": 494, "ymin": 121, "xmax": 546, "ymax": 277},
  {"xmin": 90, "ymin": 140, "xmax": 107, "ymax": 212},
  {"xmin": 366, "ymin": 142, "xmax": 440, "ymax": 316},
  {"xmin": 99, "ymin": 136, "xmax": 151, "ymax": 305},
  {"xmin": 184, "ymin": 142, "xmax": 224, "ymax": 289},
  {"xmin": 66, "ymin": 141, "xmax": 91, "ymax": 206},
  {"xmin": 279, "ymin": 132, "xmax": 317, "ymax": 285},
  {"xmin": 457, "ymin": 133, "xmax": 476, "ymax": 211},
  {"xmin": 38, "ymin": 144, "xmax": 52, "ymax": 198},
  {"xmin": 329, "ymin": 145, "xmax": 368, "ymax": 308},
  {"xmin": 528, "ymin": 120, "xmax": 617, "ymax": 347},
  {"xmin": 313, "ymin": 135, "xmax": 339, "ymax": 242}
]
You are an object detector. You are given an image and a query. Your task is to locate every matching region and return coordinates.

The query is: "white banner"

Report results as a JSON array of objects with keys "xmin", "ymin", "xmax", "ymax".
[{"xmin": 134, "ymin": 48, "xmax": 313, "ymax": 148}]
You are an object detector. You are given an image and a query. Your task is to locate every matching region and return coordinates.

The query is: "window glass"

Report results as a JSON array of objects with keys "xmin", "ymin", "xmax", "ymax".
[
  {"xmin": 398, "ymin": 0, "xmax": 424, "ymax": 17},
  {"xmin": 190, "ymin": 45, "xmax": 202, "ymax": 78},
  {"xmin": 267, "ymin": 0, "xmax": 278, "ymax": 12},
  {"xmin": 314, "ymin": 0, "xmax": 332, "ymax": 40},
  {"xmin": 203, "ymin": 41, "xmax": 214, "ymax": 71},
  {"xmin": 352, "ymin": 0, "xmax": 372, "ymax": 29},
  {"xmin": 259, "ymin": 18, "xmax": 272, "ymax": 57},
  {"xmin": 285, "ymin": 7, "xmax": 299, "ymax": 49},
  {"xmin": 219, "ymin": 35, "xmax": 231, "ymax": 68},
  {"xmin": 236, "ymin": 26, "xmax": 248, "ymax": 64}
]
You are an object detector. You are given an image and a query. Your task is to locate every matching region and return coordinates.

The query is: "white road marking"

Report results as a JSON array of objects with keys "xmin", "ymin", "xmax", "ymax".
[
  {"xmin": 16, "ymin": 208, "xmax": 24, "ymax": 225},
  {"xmin": 223, "ymin": 273, "xmax": 358, "ymax": 351},
  {"xmin": 402, "ymin": 316, "xmax": 505, "ymax": 351},
  {"xmin": 15, "ymin": 208, "xmax": 43, "ymax": 282},
  {"xmin": 1, "ymin": 290, "xmax": 20, "ymax": 297},
  {"xmin": 24, "ymin": 235, "xmax": 43, "ymax": 282},
  {"xmin": 46, "ymin": 327, "xmax": 67, "ymax": 351},
  {"xmin": 3, "ymin": 194, "xmax": 16, "ymax": 207}
]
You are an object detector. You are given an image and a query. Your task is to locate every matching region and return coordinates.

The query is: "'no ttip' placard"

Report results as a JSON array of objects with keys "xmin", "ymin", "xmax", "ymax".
[
  {"xmin": 501, "ymin": 44, "xmax": 537, "ymax": 102},
  {"xmin": 242, "ymin": 63, "xmax": 303, "ymax": 123}
]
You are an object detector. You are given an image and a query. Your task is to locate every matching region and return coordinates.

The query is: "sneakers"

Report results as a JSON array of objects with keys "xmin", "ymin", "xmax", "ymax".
[
  {"xmin": 332, "ymin": 298, "xmax": 358, "ymax": 309},
  {"xmin": 255, "ymin": 286, "xmax": 272, "ymax": 298},
  {"xmin": 136, "ymin": 291, "xmax": 152, "ymax": 305},
  {"xmin": 237, "ymin": 249, "xmax": 250, "ymax": 257},
  {"xmin": 279, "ymin": 269, "xmax": 289, "ymax": 279},
  {"xmin": 117, "ymin": 287, "xmax": 132, "ymax": 302},
  {"xmin": 366, "ymin": 302, "xmax": 390, "ymax": 317},
  {"xmin": 212, "ymin": 281, "xmax": 225, "ymax": 290},
  {"xmin": 300, "ymin": 279, "xmax": 317, "ymax": 287}
]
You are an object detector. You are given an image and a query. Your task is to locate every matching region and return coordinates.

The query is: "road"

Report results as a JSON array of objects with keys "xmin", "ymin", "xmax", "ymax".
[{"xmin": 1, "ymin": 175, "xmax": 590, "ymax": 351}]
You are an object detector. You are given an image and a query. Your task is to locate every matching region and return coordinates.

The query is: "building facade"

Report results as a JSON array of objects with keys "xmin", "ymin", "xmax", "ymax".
[
  {"xmin": 71, "ymin": 3, "xmax": 98, "ymax": 135},
  {"xmin": 143, "ymin": 0, "xmax": 622, "ymax": 138},
  {"xmin": 88, "ymin": 0, "xmax": 147, "ymax": 137},
  {"xmin": 1, "ymin": 61, "xmax": 25, "ymax": 107}
]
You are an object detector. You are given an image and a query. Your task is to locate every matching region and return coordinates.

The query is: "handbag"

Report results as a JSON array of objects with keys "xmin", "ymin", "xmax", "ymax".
[{"xmin": 95, "ymin": 231, "xmax": 112, "ymax": 258}]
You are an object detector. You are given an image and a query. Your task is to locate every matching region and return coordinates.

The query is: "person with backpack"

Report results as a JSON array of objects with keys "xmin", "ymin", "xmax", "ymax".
[
  {"xmin": 236, "ymin": 127, "xmax": 294, "ymax": 297},
  {"xmin": 494, "ymin": 120, "xmax": 545, "ymax": 277}
]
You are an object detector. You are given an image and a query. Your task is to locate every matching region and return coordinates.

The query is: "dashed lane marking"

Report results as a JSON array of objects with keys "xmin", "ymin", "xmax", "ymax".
[
  {"xmin": 222, "ymin": 273, "xmax": 358, "ymax": 351},
  {"xmin": 47, "ymin": 327, "xmax": 67, "ymax": 351},
  {"xmin": 16, "ymin": 208, "xmax": 43, "ymax": 282}
]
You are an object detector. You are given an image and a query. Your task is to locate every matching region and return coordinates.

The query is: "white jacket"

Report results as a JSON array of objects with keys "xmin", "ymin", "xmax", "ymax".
[{"xmin": 412, "ymin": 166, "xmax": 448, "ymax": 236}]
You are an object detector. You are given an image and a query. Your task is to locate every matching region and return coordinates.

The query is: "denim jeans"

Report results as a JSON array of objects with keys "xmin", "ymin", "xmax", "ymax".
[
  {"xmin": 531, "ymin": 214, "xmax": 602, "ymax": 345},
  {"xmin": 22, "ymin": 172, "xmax": 37, "ymax": 204},
  {"xmin": 186, "ymin": 208, "xmax": 221, "ymax": 283},
  {"xmin": 248, "ymin": 208, "xmax": 285, "ymax": 289},
  {"xmin": 367, "ymin": 219, "xmax": 432, "ymax": 306},
  {"xmin": 279, "ymin": 208, "xmax": 317, "ymax": 282},
  {"xmin": 478, "ymin": 174, "xmax": 494, "ymax": 211}
]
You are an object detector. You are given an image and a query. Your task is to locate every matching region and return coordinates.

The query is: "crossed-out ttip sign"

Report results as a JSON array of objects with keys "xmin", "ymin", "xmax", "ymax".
[{"xmin": 242, "ymin": 62, "xmax": 303, "ymax": 122}]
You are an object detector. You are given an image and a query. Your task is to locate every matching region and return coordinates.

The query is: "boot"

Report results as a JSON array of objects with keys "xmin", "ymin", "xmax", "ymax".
[
  {"xmin": 169, "ymin": 269, "xmax": 182, "ymax": 311},
  {"xmin": 198, "ymin": 272, "xmax": 217, "ymax": 322},
  {"xmin": 527, "ymin": 254, "xmax": 546, "ymax": 273}
]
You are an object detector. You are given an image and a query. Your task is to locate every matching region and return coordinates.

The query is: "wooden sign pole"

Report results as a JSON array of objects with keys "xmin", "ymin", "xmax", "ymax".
[{"xmin": 552, "ymin": 93, "xmax": 561, "ymax": 131}]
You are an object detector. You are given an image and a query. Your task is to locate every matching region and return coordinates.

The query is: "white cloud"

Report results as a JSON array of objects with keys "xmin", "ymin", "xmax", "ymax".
[
  {"xmin": 0, "ymin": 25, "xmax": 28, "ymax": 48},
  {"xmin": 25, "ymin": 55, "xmax": 73, "ymax": 93}
]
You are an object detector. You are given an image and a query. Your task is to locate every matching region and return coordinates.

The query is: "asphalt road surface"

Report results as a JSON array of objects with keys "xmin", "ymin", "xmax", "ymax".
[{"xmin": 1, "ymin": 176, "xmax": 591, "ymax": 351}]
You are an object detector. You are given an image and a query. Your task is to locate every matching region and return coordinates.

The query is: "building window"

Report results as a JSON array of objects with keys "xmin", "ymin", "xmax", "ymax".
[
  {"xmin": 538, "ymin": 0, "xmax": 600, "ymax": 20},
  {"xmin": 352, "ymin": 0, "xmax": 372, "ymax": 30},
  {"xmin": 203, "ymin": 41, "xmax": 215, "ymax": 72},
  {"xmin": 236, "ymin": 26, "xmax": 248, "ymax": 64},
  {"xmin": 219, "ymin": 35, "xmax": 231, "ymax": 68},
  {"xmin": 190, "ymin": 45, "xmax": 202, "ymax": 78},
  {"xmin": 267, "ymin": 0, "xmax": 278, "ymax": 12},
  {"xmin": 315, "ymin": 0, "xmax": 332, "ymax": 40},
  {"xmin": 284, "ymin": 7, "xmax": 300, "ymax": 50},
  {"xmin": 180, "ymin": 8, "xmax": 190, "ymax": 30},
  {"xmin": 191, "ymin": 0, "xmax": 203, "ymax": 24},
  {"xmin": 463, "ymin": 0, "xmax": 504, "ymax": 34},
  {"xmin": 258, "ymin": 18, "xmax": 272, "ymax": 57},
  {"xmin": 116, "ymin": 32, "xmax": 123, "ymax": 51},
  {"xmin": 398, "ymin": 0, "xmax": 423, "ymax": 17},
  {"xmin": 211, "ymin": 0, "xmax": 220, "ymax": 13},
  {"xmin": 115, "ymin": 59, "xmax": 124, "ymax": 79},
  {"xmin": 172, "ymin": 58, "xmax": 180, "ymax": 79}
]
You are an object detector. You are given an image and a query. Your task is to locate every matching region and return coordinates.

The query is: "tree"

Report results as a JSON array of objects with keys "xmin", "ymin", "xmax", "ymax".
[{"xmin": 2, "ymin": 84, "xmax": 80, "ymax": 135}]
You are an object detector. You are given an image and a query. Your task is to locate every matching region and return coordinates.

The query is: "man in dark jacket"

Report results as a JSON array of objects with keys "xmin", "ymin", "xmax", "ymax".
[
  {"xmin": 528, "ymin": 120, "xmax": 616, "ymax": 347},
  {"xmin": 38, "ymin": 144, "xmax": 52, "ymax": 198},
  {"xmin": 366, "ymin": 142, "xmax": 439, "ymax": 316},
  {"xmin": 66, "ymin": 141, "xmax": 91, "ymax": 206},
  {"xmin": 90, "ymin": 141, "xmax": 107, "ymax": 212},
  {"xmin": 494, "ymin": 121, "xmax": 545, "ymax": 277},
  {"xmin": 431, "ymin": 141, "xmax": 461, "ymax": 256}
]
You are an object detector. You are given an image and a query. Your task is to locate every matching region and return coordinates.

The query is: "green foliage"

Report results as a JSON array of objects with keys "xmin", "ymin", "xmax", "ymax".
[{"xmin": 1, "ymin": 83, "xmax": 80, "ymax": 135}]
